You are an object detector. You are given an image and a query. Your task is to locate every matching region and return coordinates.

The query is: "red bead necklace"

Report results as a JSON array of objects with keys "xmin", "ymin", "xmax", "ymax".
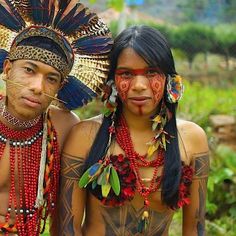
[
  {"xmin": 0, "ymin": 113, "xmax": 60, "ymax": 236},
  {"xmin": 116, "ymin": 115, "xmax": 165, "ymax": 232}
]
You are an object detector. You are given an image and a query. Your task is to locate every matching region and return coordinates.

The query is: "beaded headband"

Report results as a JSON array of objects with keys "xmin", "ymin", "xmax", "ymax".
[{"xmin": 0, "ymin": 0, "xmax": 113, "ymax": 109}]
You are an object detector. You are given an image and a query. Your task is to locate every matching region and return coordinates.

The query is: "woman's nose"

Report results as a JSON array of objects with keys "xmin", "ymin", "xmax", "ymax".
[{"xmin": 131, "ymin": 75, "xmax": 148, "ymax": 91}]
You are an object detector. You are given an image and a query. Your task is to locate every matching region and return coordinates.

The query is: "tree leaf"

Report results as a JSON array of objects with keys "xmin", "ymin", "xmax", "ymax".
[{"xmin": 110, "ymin": 167, "xmax": 120, "ymax": 196}]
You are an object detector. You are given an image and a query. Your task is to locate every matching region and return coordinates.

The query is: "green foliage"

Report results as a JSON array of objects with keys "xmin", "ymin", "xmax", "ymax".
[
  {"xmin": 106, "ymin": 0, "xmax": 124, "ymax": 11},
  {"xmin": 177, "ymin": 0, "xmax": 210, "ymax": 22},
  {"xmin": 206, "ymin": 145, "xmax": 236, "ymax": 235},
  {"xmin": 178, "ymin": 81, "xmax": 236, "ymax": 128},
  {"xmin": 108, "ymin": 20, "xmax": 236, "ymax": 68},
  {"xmin": 173, "ymin": 23, "xmax": 214, "ymax": 68},
  {"xmin": 211, "ymin": 24, "xmax": 236, "ymax": 59}
]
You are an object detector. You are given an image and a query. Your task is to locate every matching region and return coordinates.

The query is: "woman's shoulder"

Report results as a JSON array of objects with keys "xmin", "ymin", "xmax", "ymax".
[
  {"xmin": 177, "ymin": 119, "xmax": 209, "ymax": 164},
  {"xmin": 63, "ymin": 115, "xmax": 103, "ymax": 159},
  {"xmin": 50, "ymin": 105, "xmax": 80, "ymax": 128}
]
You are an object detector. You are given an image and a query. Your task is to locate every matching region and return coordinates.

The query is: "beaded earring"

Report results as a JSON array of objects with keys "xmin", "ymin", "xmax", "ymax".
[{"xmin": 166, "ymin": 74, "xmax": 184, "ymax": 103}]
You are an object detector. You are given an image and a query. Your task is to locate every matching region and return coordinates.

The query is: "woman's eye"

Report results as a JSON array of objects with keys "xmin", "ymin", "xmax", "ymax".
[
  {"xmin": 119, "ymin": 71, "xmax": 133, "ymax": 79},
  {"xmin": 146, "ymin": 70, "xmax": 159, "ymax": 77}
]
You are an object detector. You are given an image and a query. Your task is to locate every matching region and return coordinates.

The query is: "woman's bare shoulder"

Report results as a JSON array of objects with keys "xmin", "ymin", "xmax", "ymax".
[
  {"xmin": 177, "ymin": 119, "xmax": 209, "ymax": 164},
  {"xmin": 63, "ymin": 118, "xmax": 102, "ymax": 159}
]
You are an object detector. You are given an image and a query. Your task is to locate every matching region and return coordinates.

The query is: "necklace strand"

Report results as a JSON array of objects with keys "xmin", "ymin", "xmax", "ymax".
[
  {"xmin": 0, "ymin": 96, "xmax": 41, "ymax": 129},
  {"xmin": 116, "ymin": 115, "xmax": 165, "ymax": 206},
  {"xmin": 0, "ymin": 113, "xmax": 60, "ymax": 235}
]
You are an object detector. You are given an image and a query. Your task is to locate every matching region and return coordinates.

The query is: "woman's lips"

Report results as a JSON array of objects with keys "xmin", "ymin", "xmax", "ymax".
[{"xmin": 128, "ymin": 96, "xmax": 151, "ymax": 106}]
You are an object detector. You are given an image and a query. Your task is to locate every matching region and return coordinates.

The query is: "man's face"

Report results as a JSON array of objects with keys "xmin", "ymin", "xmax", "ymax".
[{"xmin": 4, "ymin": 59, "xmax": 62, "ymax": 120}]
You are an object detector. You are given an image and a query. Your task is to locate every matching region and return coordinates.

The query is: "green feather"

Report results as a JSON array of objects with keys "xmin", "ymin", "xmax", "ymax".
[
  {"xmin": 78, "ymin": 162, "xmax": 103, "ymax": 188},
  {"xmin": 91, "ymin": 179, "xmax": 97, "ymax": 189},
  {"xmin": 78, "ymin": 168, "xmax": 91, "ymax": 188},
  {"xmin": 97, "ymin": 165, "xmax": 110, "ymax": 185},
  {"xmin": 162, "ymin": 134, "xmax": 166, "ymax": 150},
  {"xmin": 101, "ymin": 183, "xmax": 111, "ymax": 197},
  {"xmin": 110, "ymin": 166, "xmax": 120, "ymax": 196}
]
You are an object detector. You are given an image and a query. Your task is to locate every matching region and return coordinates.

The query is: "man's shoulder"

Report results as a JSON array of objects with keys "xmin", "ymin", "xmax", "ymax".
[{"xmin": 177, "ymin": 119, "xmax": 209, "ymax": 163}]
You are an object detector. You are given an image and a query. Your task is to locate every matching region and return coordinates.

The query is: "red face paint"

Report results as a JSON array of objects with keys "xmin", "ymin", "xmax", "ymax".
[
  {"xmin": 149, "ymin": 74, "xmax": 166, "ymax": 102},
  {"xmin": 138, "ymin": 105, "xmax": 143, "ymax": 115},
  {"xmin": 114, "ymin": 73, "xmax": 131, "ymax": 101},
  {"xmin": 115, "ymin": 67, "xmax": 165, "ymax": 103}
]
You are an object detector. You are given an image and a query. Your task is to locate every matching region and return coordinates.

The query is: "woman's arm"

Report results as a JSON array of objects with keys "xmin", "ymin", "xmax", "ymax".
[
  {"xmin": 50, "ymin": 121, "xmax": 99, "ymax": 236},
  {"xmin": 179, "ymin": 120, "xmax": 209, "ymax": 236},
  {"xmin": 183, "ymin": 152, "xmax": 209, "ymax": 236}
]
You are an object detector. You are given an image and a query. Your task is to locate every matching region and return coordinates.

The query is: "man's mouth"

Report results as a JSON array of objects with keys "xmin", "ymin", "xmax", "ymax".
[{"xmin": 22, "ymin": 96, "xmax": 41, "ymax": 108}]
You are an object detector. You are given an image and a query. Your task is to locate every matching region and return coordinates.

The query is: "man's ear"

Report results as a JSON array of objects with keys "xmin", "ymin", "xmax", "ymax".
[{"xmin": 3, "ymin": 59, "xmax": 13, "ymax": 77}]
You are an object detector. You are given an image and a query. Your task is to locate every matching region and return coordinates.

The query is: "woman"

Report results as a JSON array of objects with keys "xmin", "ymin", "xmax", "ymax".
[{"xmin": 59, "ymin": 25, "xmax": 209, "ymax": 235}]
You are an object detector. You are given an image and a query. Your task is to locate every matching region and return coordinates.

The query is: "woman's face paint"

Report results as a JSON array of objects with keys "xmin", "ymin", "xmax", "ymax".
[{"xmin": 115, "ymin": 48, "xmax": 166, "ymax": 117}]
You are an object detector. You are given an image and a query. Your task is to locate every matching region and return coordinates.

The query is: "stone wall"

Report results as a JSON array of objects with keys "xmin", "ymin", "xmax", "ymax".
[{"xmin": 209, "ymin": 115, "xmax": 236, "ymax": 151}]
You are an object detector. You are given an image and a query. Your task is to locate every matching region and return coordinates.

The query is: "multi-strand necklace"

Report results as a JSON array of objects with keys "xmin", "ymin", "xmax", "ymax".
[
  {"xmin": 0, "ymin": 97, "xmax": 60, "ymax": 236},
  {"xmin": 116, "ymin": 115, "xmax": 165, "ymax": 233}
]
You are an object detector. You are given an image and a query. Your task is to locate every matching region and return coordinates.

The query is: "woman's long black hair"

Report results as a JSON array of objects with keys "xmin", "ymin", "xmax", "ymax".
[{"xmin": 85, "ymin": 25, "xmax": 181, "ymax": 208}]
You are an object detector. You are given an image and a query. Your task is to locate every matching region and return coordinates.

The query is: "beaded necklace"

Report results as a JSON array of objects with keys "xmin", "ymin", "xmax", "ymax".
[
  {"xmin": 79, "ymin": 113, "xmax": 194, "ymax": 233},
  {"xmin": 116, "ymin": 115, "xmax": 165, "ymax": 232},
  {"xmin": 0, "ymin": 111, "xmax": 60, "ymax": 235},
  {"xmin": 0, "ymin": 95, "xmax": 41, "ymax": 129}
]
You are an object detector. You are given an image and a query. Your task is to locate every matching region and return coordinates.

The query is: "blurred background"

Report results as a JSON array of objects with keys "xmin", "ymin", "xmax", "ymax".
[
  {"xmin": 77, "ymin": 1, "xmax": 236, "ymax": 235},
  {"xmin": 0, "ymin": 0, "xmax": 233, "ymax": 235}
]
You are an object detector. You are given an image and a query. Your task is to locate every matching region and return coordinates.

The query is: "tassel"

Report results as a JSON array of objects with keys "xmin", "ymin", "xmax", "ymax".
[{"xmin": 138, "ymin": 210, "xmax": 149, "ymax": 233}]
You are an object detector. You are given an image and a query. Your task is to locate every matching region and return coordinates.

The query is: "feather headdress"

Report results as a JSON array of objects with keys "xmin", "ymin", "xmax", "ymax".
[{"xmin": 0, "ymin": 0, "xmax": 113, "ymax": 109}]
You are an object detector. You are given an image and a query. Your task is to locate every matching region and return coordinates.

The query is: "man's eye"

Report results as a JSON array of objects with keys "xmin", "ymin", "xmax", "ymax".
[
  {"xmin": 47, "ymin": 77, "xmax": 58, "ymax": 84},
  {"xmin": 24, "ymin": 67, "xmax": 34, "ymax": 73}
]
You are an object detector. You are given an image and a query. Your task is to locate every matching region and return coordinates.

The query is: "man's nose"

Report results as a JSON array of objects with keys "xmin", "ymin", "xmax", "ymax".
[{"xmin": 30, "ymin": 75, "xmax": 44, "ymax": 94}]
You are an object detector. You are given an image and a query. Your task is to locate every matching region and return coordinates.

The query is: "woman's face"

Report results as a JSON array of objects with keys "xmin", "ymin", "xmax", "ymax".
[{"xmin": 115, "ymin": 47, "xmax": 166, "ymax": 117}]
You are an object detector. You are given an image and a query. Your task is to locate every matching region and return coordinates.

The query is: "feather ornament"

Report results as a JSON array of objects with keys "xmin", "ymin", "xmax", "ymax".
[
  {"xmin": 57, "ymin": 75, "xmax": 96, "ymax": 110},
  {"xmin": 0, "ymin": 0, "xmax": 113, "ymax": 110},
  {"xmin": 79, "ymin": 162, "xmax": 121, "ymax": 197}
]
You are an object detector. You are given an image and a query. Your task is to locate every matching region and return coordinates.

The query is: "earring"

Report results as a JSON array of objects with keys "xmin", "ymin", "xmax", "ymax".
[
  {"xmin": 166, "ymin": 74, "xmax": 184, "ymax": 103},
  {"xmin": 102, "ymin": 80, "xmax": 118, "ymax": 117}
]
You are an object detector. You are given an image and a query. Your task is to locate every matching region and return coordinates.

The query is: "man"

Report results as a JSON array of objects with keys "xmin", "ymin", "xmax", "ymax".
[{"xmin": 0, "ymin": 0, "xmax": 112, "ymax": 235}]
